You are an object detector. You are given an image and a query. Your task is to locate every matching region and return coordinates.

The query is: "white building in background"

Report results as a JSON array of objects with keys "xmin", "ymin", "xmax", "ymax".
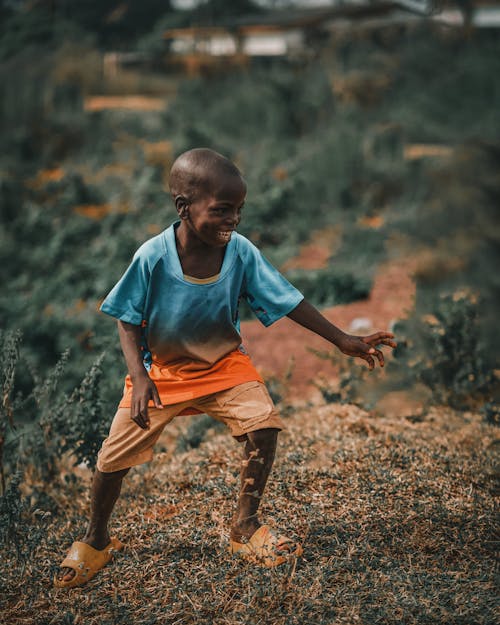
[
  {"xmin": 165, "ymin": 25, "xmax": 305, "ymax": 58},
  {"xmin": 104, "ymin": 2, "xmax": 500, "ymax": 77},
  {"xmin": 162, "ymin": 3, "xmax": 402, "ymax": 63}
]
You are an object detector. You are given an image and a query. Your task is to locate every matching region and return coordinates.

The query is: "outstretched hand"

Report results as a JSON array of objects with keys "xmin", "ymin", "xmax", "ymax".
[
  {"xmin": 130, "ymin": 376, "xmax": 163, "ymax": 429},
  {"xmin": 286, "ymin": 301, "xmax": 396, "ymax": 370},
  {"xmin": 337, "ymin": 331, "xmax": 397, "ymax": 370}
]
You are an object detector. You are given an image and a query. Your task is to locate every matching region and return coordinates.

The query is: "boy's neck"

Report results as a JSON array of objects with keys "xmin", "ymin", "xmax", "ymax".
[{"xmin": 174, "ymin": 223, "xmax": 226, "ymax": 279}]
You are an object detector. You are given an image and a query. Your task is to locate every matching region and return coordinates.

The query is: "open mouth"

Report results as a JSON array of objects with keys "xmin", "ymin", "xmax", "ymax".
[{"xmin": 217, "ymin": 231, "xmax": 233, "ymax": 242}]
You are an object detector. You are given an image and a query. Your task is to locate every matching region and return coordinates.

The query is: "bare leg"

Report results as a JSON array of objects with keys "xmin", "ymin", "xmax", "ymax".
[
  {"xmin": 58, "ymin": 467, "xmax": 129, "ymax": 582},
  {"xmin": 230, "ymin": 428, "xmax": 278, "ymax": 542}
]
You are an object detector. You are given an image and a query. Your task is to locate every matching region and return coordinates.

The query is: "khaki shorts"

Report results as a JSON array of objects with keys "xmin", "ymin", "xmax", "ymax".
[{"xmin": 97, "ymin": 381, "xmax": 283, "ymax": 473}]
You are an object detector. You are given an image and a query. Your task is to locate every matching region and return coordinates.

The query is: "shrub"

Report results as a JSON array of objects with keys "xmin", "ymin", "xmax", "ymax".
[
  {"xmin": 390, "ymin": 293, "xmax": 496, "ymax": 410},
  {"xmin": 1, "ymin": 331, "xmax": 109, "ymax": 487},
  {"xmin": 176, "ymin": 414, "xmax": 224, "ymax": 452},
  {"xmin": 0, "ymin": 472, "xmax": 51, "ymax": 568},
  {"xmin": 311, "ymin": 347, "xmax": 370, "ymax": 408},
  {"xmin": 0, "ymin": 328, "xmax": 112, "ymax": 566},
  {"xmin": 312, "ymin": 291, "xmax": 498, "ymax": 413},
  {"xmin": 284, "ymin": 267, "xmax": 372, "ymax": 307},
  {"xmin": 0, "ymin": 329, "xmax": 21, "ymax": 494}
]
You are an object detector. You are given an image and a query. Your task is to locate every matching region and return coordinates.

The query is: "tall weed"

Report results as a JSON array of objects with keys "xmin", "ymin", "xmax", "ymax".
[
  {"xmin": 0, "ymin": 329, "xmax": 21, "ymax": 494},
  {"xmin": 0, "ymin": 331, "xmax": 109, "ymax": 564},
  {"xmin": 0, "ymin": 472, "xmax": 51, "ymax": 569},
  {"xmin": 1, "ymin": 331, "xmax": 108, "ymax": 489}
]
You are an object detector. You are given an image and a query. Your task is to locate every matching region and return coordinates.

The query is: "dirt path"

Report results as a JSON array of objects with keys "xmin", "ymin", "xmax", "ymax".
[{"xmin": 241, "ymin": 258, "xmax": 415, "ymax": 400}]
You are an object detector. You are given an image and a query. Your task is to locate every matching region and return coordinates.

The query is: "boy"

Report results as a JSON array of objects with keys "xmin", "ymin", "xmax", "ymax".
[{"xmin": 55, "ymin": 148, "xmax": 395, "ymax": 588}]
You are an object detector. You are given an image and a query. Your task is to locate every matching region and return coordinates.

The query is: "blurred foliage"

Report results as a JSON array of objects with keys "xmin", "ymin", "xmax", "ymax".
[
  {"xmin": 0, "ymin": 18, "xmax": 499, "ymax": 428},
  {"xmin": 0, "ymin": 330, "xmax": 109, "ymax": 491},
  {"xmin": 0, "ymin": 472, "xmax": 52, "ymax": 568},
  {"xmin": 391, "ymin": 294, "xmax": 496, "ymax": 410},
  {"xmin": 181, "ymin": 0, "xmax": 263, "ymax": 23},
  {"xmin": 0, "ymin": 1, "xmax": 173, "ymax": 53},
  {"xmin": 314, "ymin": 360, "xmax": 362, "ymax": 407},
  {"xmin": 284, "ymin": 267, "xmax": 371, "ymax": 307},
  {"xmin": 176, "ymin": 413, "xmax": 224, "ymax": 452},
  {"xmin": 388, "ymin": 140, "xmax": 500, "ymax": 409},
  {"xmin": 0, "ymin": 0, "xmax": 264, "ymax": 57},
  {"xmin": 389, "ymin": 33, "xmax": 500, "ymax": 142},
  {"xmin": 0, "ymin": 3, "xmax": 90, "ymax": 61}
]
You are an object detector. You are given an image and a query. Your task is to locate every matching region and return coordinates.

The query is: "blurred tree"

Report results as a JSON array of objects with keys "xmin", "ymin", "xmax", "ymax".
[
  {"xmin": 61, "ymin": 0, "xmax": 176, "ymax": 48},
  {"xmin": 187, "ymin": 0, "xmax": 263, "ymax": 24},
  {"xmin": 453, "ymin": 0, "xmax": 474, "ymax": 34},
  {"xmin": 0, "ymin": 2, "xmax": 89, "ymax": 61},
  {"xmin": 0, "ymin": 1, "xmax": 177, "ymax": 50}
]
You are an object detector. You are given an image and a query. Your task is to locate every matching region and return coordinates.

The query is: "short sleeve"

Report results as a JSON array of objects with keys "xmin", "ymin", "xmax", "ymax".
[
  {"xmin": 100, "ymin": 251, "xmax": 150, "ymax": 325},
  {"xmin": 241, "ymin": 240, "xmax": 304, "ymax": 327}
]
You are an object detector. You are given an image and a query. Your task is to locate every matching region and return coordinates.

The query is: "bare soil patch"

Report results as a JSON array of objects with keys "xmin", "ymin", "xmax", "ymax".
[{"xmin": 241, "ymin": 258, "xmax": 415, "ymax": 401}]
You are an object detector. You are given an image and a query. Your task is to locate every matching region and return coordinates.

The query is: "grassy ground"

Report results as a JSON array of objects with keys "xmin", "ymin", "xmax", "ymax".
[{"xmin": 1, "ymin": 400, "xmax": 497, "ymax": 625}]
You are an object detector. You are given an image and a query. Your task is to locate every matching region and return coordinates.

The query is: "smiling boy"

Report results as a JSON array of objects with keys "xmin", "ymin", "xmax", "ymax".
[{"xmin": 55, "ymin": 148, "xmax": 395, "ymax": 588}]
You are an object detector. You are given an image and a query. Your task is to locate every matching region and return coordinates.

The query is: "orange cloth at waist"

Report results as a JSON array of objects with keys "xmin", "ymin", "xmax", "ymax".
[{"xmin": 118, "ymin": 349, "xmax": 264, "ymax": 414}]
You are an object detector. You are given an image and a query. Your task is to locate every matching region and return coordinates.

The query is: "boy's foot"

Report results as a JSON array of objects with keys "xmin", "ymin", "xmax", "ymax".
[
  {"xmin": 55, "ymin": 535, "xmax": 121, "ymax": 587},
  {"xmin": 230, "ymin": 525, "xmax": 303, "ymax": 567},
  {"xmin": 230, "ymin": 518, "xmax": 261, "ymax": 543}
]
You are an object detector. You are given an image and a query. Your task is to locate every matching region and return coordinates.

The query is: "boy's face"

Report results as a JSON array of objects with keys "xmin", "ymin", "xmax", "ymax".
[{"xmin": 178, "ymin": 175, "xmax": 246, "ymax": 248}]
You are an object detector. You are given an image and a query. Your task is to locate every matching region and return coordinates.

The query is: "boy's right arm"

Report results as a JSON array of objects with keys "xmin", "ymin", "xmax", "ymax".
[{"xmin": 117, "ymin": 320, "xmax": 163, "ymax": 429}]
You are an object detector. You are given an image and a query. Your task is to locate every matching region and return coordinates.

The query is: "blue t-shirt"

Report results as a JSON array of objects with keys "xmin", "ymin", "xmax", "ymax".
[{"xmin": 100, "ymin": 223, "xmax": 304, "ymax": 369}]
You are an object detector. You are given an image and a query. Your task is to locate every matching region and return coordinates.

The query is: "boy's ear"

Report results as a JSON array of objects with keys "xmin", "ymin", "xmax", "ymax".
[{"xmin": 175, "ymin": 195, "xmax": 189, "ymax": 219}]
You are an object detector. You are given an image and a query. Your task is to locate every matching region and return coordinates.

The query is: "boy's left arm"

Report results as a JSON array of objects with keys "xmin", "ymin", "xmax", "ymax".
[{"xmin": 287, "ymin": 299, "xmax": 396, "ymax": 369}]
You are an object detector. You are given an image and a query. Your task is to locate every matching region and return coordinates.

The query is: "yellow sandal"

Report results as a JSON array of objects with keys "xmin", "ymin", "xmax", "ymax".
[
  {"xmin": 54, "ymin": 537, "xmax": 124, "ymax": 588},
  {"xmin": 230, "ymin": 525, "xmax": 302, "ymax": 567}
]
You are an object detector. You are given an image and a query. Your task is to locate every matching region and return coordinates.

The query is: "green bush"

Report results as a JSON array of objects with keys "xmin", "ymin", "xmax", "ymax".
[
  {"xmin": 284, "ymin": 267, "xmax": 371, "ymax": 307},
  {"xmin": 1, "ymin": 331, "xmax": 109, "ymax": 488},
  {"xmin": 390, "ymin": 293, "xmax": 496, "ymax": 410},
  {"xmin": 312, "ymin": 290, "xmax": 498, "ymax": 414},
  {"xmin": 310, "ymin": 347, "xmax": 370, "ymax": 409},
  {"xmin": 176, "ymin": 414, "xmax": 224, "ymax": 452},
  {"xmin": 2, "ymin": 26, "xmax": 499, "ymax": 429},
  {"xmin": 0, "ymin": 472, "xmax": 52, "ymax": 568},
  {"xmin": 0, "ymin": 328, "xmax": 112, "ymax": 567}
]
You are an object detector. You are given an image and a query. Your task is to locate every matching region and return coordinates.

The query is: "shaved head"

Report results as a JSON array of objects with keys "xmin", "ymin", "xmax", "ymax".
[{"xmin": 169, "ymin": 148, "xmax": 245, "ymax": 201}]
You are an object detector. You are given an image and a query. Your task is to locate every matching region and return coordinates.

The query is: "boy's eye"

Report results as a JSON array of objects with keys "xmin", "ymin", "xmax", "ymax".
[{"xmin": 210, "ymin": 205, "xmax": 243, "ymax": 218}]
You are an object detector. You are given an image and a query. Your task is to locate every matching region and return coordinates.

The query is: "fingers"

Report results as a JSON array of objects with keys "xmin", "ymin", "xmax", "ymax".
[
  {"xmin": 131, "ymin": 410, "xmax": 150, "ymax": 430},
  {"xmin": 131, "ymin": 382, "xmax": 164, "ymax": 428},
  {"xmin": 152, "ymin": 386, "xmax": 164, "ymax": 410},
  {"xmin": 131, "ymin": 397, "xmax": 151, "ymax": 430},
  {"xmin": 362, "ymin": 332, "xmax": 397, "ymax": 350},
  {"xmin": 365, "ymin": 331, "xmax": 394, "ymax": 342},
  {"xmin": 361, "ymin": 353, "xmax": 375, "ymax": 370},
  {"xmin": 346, "ymin": 331, "xmax": 395, "ymax": 370},
  {"xmin": 362, "ymin": 343, "xmax": 384, "ymax": 369},
  {"xmin": 369, "ymin": 337, "xmax": 397, "ymax": 349},
  {"xmin": 378, "ymin": 338, "xmax": 397, "ymax": 349},
  {"xmin": 363, "ymin": 332, "xmax": 393, "ymax": 343},
  {"xmin": 373, "ymin": 348, "xmax": 384, "ymax": 367}
]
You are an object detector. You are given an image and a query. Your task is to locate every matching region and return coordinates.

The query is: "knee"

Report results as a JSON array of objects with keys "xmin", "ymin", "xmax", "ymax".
[
  {"xmin": 95, "ymin": 467, "xmax": 130, "ymax": 481},
  {"xmin": 246, "ymin": 427, "xmax": 280, "ymax": 445}
]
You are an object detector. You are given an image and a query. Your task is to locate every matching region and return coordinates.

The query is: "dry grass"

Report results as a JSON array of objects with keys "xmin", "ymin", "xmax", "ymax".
[{"xmin": 1, "ymin": 402, "xmax": 497, "ymax": 625}]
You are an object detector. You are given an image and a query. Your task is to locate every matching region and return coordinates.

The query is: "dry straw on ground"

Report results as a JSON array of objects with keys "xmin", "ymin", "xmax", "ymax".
[{"xmin": 1, "ymin": 401, "xmax": 497, "ymax": 625}]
